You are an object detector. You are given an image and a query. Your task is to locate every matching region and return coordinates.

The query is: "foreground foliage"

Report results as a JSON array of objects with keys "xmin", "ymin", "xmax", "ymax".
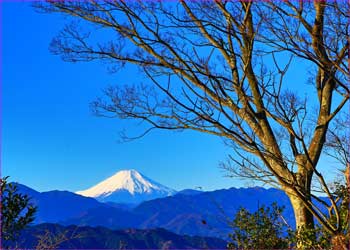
[
  {"xmin": 1, "ymin": 177, "xmax": 37, "ymax": 246},
  {"xmin": 228, "ymin": 189, "xmax": 349, "ymax": 250},
  {"xmin": 228, "ymin": 203, "xmax": 293, "ymax": 249}
]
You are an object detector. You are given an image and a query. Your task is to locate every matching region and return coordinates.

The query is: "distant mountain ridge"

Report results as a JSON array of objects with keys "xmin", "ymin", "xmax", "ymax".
[
  {"xmin": 175, "ymin": 189, "xmax": 203, "ymax": 196},
  {"xmin": 130, "ymin": 186, "xmax": 295, "ymax": 239},
  {"xmin": 76, "ymin": 169, "xmax": 176, "ymax": 203},
  {"xmin": 16, "ymin": 184, "xmax": 109, "ymax": 224},
  {"xmin": 16, "ymin": 182, "xmax": 295, "ymax": 239}
]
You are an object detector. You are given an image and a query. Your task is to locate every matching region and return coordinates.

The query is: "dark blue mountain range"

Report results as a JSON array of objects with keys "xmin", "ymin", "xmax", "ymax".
[
  {"xmin": 17, "ymin": 183, "xmax": 295, "ymax": 239},
  {"xmin": 16, "ymin": 184, "xmax": 109, "ymax": 223},
  {"xmin": 6, "ymin": 223, "xmax": 228, "ymax": 249}
]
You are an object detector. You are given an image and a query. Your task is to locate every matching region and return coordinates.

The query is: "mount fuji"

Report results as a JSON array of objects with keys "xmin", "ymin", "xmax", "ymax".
[{"xmin": 76, "ymin": 169, "xmax": 176, "ymax": 203}]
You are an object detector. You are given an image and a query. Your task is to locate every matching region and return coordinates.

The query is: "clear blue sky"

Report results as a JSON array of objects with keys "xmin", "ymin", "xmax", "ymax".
[{"xmin": 1, "ymin": 2, "xmax": 338, "ymax": 192}]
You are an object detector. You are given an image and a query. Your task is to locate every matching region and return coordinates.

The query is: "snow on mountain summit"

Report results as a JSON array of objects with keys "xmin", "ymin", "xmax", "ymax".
[{"xmin": 76, "ymin": 169, "xmax": 176, "ymax": 203}]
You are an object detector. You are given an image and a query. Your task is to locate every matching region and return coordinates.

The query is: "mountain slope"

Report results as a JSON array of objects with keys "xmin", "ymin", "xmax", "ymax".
[
  {"xmin": 60, "ymin": 205, "xmax": 139, "ymax": 229},
  {"xmin": 64, "ymin": 187, "xmax": 295, "ymax": 239},
  {"xmin": 76, "ymin": 169, "xmax": 176, "ymax": 203},
  {"xmin": 8, "ymin": 223, "xmax": 228, "ymax": 249},
  {"xmin": 134, "ymin": 187, "xmax": 295, "ymax": 239},
  {"xmin": 16, "ymin": 184, "xmax": 117, "ymax": 224},
  {"xmin": 15, "ymin": 182, "xmax": 295, "ymax": 240}
]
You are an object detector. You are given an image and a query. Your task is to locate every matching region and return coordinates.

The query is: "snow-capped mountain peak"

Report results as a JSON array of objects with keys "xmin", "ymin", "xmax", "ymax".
[{"xmin": 76, "ymin": 169, "xmax": 176, "ymax": 203}]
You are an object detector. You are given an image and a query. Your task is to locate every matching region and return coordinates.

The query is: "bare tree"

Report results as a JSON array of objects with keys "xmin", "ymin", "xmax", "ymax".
[
  {"xmin": 323, "ymin": 112, "xmax": 350, "ymax": 249},
  {"xmin": 35, "ymin": 227, "xmax": 82, "ymax": 250},
  {"xmin": 34, "ymin": 1, "xmax": 349, "ymax": 248}
]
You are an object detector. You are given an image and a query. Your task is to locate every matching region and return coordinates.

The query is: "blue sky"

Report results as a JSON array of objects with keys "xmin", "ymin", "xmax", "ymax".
[
  {"xmin": 2, "ymin": 2, "xmax": 236, "ymax": 192},
  {"xmin": 1, "ymin": 2, "xmax": 339, "ymax": 192}
]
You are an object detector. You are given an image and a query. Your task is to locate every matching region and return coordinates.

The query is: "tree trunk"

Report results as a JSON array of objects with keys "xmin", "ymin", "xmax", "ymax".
[
  {"xmin": 289, "ymin": 194, "xmax": 315, "ymax": 230},
  {"xmin": 289, "ymin": 195, "xmax": 314, "ymax": 229},
  {"xmin": 288, "ymin": 193, "xmax": 315, "ymax": 249},
  {"xmin": 287, "ymin": 154, "xmax": 315, "ymax": 248}
]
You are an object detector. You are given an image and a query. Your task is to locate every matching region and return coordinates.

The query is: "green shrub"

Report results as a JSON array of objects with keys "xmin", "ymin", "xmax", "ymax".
[{"xmin": 1, "ymin": 176, "xmax": 37, "ymax": 246}]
